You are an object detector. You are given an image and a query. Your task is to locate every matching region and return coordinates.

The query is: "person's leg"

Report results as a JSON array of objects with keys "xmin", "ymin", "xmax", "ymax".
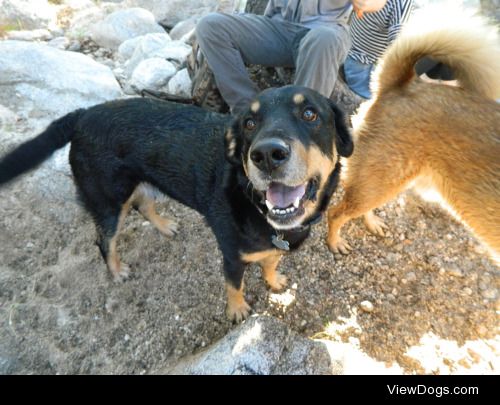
[
  {"xmin": 294, "ymin": 24, "xmax": 351, "ymax": 98},
  {"xmin": 343, "ymin": 55, "xmax": 373, "ymax": 99},
  {"xmin": 196, "ymin": 13, "xmax": 304, "ymax": 112}
]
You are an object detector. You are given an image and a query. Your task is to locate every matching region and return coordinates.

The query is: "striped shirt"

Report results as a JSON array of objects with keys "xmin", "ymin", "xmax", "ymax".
[{"xmin": 348, "ymin": 0, "xmax": 414, "ymax": 65}]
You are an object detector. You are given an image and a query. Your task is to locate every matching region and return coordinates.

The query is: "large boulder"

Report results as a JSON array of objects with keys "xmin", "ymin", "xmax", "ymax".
[
  {"xmin": 124, "ymin": 0, "xmax": 219, "ymax": 28},
  {"xmin": 124, "ymin": 37, "xmax": 191, "ymax": 77},
  {"xmin": 167, "ymin": 68, "xmax": 192, "ymax": 97},
  {"xmin": 0, "ymin": 41, "xmax": 123, "ymax": 119},
  {"xmin": 89, "ymin": 8, "xmax": 165, "ymax": 50},
  {"xmin": 0, "ymin": 0, "xmax": 57, "ymax": 30},
  {"xmin": 166, "ymin": 316, "xmax": 336, "ymax": 375},
  {"xmin": 118, "ymin": 32, "xmax": 171, "ymax": 62},
  {"xmin": 128, "ymin": 57, "xmax": 177, "ymax": 92}
]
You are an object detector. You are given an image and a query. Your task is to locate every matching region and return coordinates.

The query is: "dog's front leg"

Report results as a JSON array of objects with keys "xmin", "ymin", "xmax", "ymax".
[{"xmin": 224, "ymin": 257, "xmax": 251, "ymax": 323}]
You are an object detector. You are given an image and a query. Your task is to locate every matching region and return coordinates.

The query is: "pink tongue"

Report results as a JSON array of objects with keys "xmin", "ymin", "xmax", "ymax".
[{"xmin": 266, "ymin": 183, "xmax": 306, "ymax": 208}]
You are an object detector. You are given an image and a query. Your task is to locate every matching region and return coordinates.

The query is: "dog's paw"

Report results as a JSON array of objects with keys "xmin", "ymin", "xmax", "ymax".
[
  {"xmin": 328, "ymin": 237, "xmax": 352, "ymax": 255},
  {"xmin": 364, "ymin": 212, "xmax": 388, "ymax": 237},
  {"xmin": 266, "ymin": 273, "xmax": 288, "ymax": 292},
  {"xmin": 226, "ymin": 300, "xmax": 251, "ymax": 323},
  {"xmin": 157, "ymin": 219, "xmax": 179, "ymax": 237},
  {"xmin": 112, "ymin": 263, "xmax": 131, "ymax": 283}
]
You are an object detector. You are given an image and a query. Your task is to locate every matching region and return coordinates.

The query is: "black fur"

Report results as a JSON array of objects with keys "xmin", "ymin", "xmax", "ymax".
[{"xmin": 0, "ymin": 86, "xmax": 351, "ymax": 306}]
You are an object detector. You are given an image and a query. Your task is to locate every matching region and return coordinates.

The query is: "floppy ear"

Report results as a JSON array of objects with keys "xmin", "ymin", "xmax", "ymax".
[
  {"xmin": 224, "ymin": 118, "xmax": 243, "ymax": 165},
  {"xmin": 328, "ymin": 100, "xmax": 353, "ymax": 158}
]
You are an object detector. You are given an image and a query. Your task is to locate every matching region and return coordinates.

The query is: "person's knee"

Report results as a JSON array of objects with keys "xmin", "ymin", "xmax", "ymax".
[
  {"xmin": 302, "ymin": 27, "xmax": 349, "ymax": 57},
  {"xmin": 196, "ymin": 13, "xmax": 228, "ymax": 40}
]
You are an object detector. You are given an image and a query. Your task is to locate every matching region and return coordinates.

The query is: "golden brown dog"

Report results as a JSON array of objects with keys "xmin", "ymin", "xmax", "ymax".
[{"xmin": 327, "ymin": 8, "xmax": 500, "ymax": 263}]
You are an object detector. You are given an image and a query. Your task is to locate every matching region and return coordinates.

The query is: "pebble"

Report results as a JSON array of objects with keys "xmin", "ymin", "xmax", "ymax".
[
  {"xmin": 481, "ymin": 288, "xmax": 497, "ymax": 300},
  {"xmin": 463, "ymin": 287, "xmax": 473, "ymax": 296},
  {"xmin": 446, "ymin": 266, "xmax": 464, "ymax": 277},
  {"xmin": 360, "ymin": 300, "xmax": 374, "ymax": 313}
]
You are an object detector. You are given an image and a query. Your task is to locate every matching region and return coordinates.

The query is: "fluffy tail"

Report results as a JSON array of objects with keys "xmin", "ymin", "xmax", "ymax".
[
  {"xmin": 0, "ymin": 109, "xmax": 82, "ymax": 186},
  {"xmin": 372, "ymin": 5, "xmax": 500, "ymax": 100}
]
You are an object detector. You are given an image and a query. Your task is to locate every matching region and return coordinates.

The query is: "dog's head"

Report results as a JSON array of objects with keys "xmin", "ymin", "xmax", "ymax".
[{"xmin": 225, "ymin": 85, "xmax": 353, "ymax": 230}]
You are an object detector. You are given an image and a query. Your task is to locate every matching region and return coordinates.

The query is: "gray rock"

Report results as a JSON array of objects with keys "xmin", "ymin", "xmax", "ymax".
[
  {"xmin": 6, "ymin": 29, "xmax": 53, "ymax": 41},
  {"xmin": 166, "ymin": 316, "xmax": 336, "ymax": 375},
  {"xmin": 0, "ymin": 0, "xmax": 57, "ymax": 30},
  {"xmin": 167, "ymin": 68, "xmax": 192, "ymax": 97},
  {"xmin": 168, "ymin": 16, "xmax": 198, "ymax": 42},
  {"xmin": 90, "ymin": 8, "xmax": 165, "ymax": 50},
  {"xmin": 47, "ymin": 37, "xmax": 70, "ymax": 50},
  {"xmin": 0, "ymin": 41, "xmax": 122, "ymax": 119},
  {"xmin": 125, "ymin": 37, "xmax": 190, "ymax": 77},
  {"xmin": 118, "ymin": 32, "xmax": 171, "ymax": 61},
  {"xmin": 129, "ymin": 57, "xmax": 177, "ymax": 92},
  {"xmin": 124, "ymin": 0, "xmax": 219, "ymax": 28}
]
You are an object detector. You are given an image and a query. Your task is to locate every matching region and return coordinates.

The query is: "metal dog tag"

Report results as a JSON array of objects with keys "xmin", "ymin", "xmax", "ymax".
[{"xmin": 272, "ymin": 234, "xmax": 290, "ymax": 251}]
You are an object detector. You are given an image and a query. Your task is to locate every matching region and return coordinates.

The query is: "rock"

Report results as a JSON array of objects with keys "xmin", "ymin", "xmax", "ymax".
[
  {"xmin": 0, "ymin": 105, "xmax": 18, "ymax": 134},
  {"xmin": 166, "ymin": 316, "xmax": 337, "ymax": 375},
  {"xmin": 6, "ymin": 29, "xmax": 53, "ymax": 41},
  {"xmin": 118, "ymin": 32, "xmax": 171, "ymax": 62},
  {"xmin": 481, "ymin": 288, "xmax": 498, "ymax": 300},
  {"xmin": 89, "ymin": 8, "xmax": 165, "ymax": 50},
  {"xmin": 125, "ymin": 37, "xmax": 190, "ymax": 77},
  {"xmin": 118, "ymin": 36, "xmax": 142, "ymax": 61},
  {"xmin": 47, "ymin": 37, "xmax": 70, "ymax": 50},
  {"xmin": 168, "ymin": 16, "xmax": 198, "ymax": 42},
  {"xmin": 360, "ymin": 300, "xmax": 374, "ymax": 313},
  {"xmin": 0, "ymin": 0, "xmax": 57, "ymax": 30},
  {"xmin": 167, "ymin": 68, "xmax": 192, "ymax": 97},
  {"xmin": 124, "ymin": 0, "xmax": 219, "ymax": 28},
  {"xmin": 129, "ymin": 57, "xmax": 177, "ymax": 92},
  {"xmin": 0, "ymin": 41, "xmax": 122, "ymax": 119},
  {"xmin": 67, "ymin": 40, "xmax": 81, "ymax": 52}
]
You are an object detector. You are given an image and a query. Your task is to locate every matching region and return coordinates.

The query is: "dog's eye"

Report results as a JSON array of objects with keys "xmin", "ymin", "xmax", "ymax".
[
  {"xmin": 244, "ymin": 118, "xmax": 257, "ymax": 131},
  {"xmin": 302, "ymin": 108, "xmax": 318, "ymax": 122}
]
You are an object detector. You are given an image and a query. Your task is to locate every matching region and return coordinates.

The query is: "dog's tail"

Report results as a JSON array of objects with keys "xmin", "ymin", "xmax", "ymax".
[
  {"xmin": 372, "ymin": 6, "xmax": 500, "ymax": 100},
  {"xmin": 0, "ymin": 109, "xmax": 83, "ymax": 186}
]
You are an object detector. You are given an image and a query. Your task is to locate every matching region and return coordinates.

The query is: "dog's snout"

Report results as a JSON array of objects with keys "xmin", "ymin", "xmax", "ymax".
[{"xmin": 250, "ymin": 138, "xmax": 290, "ymax": 173}]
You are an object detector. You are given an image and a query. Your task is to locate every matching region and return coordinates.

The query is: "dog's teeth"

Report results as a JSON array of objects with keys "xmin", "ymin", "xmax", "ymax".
[
  {"xmin": 293, "ymin": 197, "xmax": 301, "ymax": 208},
  {"xmin": 265, "ymin": 200, "xmax": 274, "ymax": 210}
]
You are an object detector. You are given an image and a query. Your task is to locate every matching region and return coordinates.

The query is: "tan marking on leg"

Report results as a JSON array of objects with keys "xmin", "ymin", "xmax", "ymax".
[
  {"xmin": 241, "ymin": 249, "xmax": 286, "ymax": 291},
  {"xmin": 226, "ymin": 282, "xmax": 250, "ymax": 322},
  {"xmin": 241, "ymin": 249, "xmax": 280, "ymax": 263},
  {"xmin": 293, "ymin": 93, "xmax": 305, "ymax": 104},
  {"xmin": 108, "ymin": 199, "xmax": 133, "ymax": 282},
  {"xmin": 132, "ymin": 187, "xmax": 178, "ymax": 236},
  {"xmin": 260, "ymin": 254, "xmax": 287, "ymax": 291}
]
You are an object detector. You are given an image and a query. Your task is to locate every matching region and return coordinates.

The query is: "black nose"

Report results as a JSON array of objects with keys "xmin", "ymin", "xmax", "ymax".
[{"xmin": 250, "ymin": 138, "xmax": 290, "ymax": 173}]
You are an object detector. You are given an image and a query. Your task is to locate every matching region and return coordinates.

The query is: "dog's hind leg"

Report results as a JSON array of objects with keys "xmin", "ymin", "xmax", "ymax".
[
  {"xmin": 95, "ymin": 199, "xmax": 133, "ymax": 282},
  {"xmin": 132, "ymin": 184, "xmax": 178, "ymax": 237},
  {"xmin": 327, "ymin": 174, "xmax": 413, "ymax": 254}
]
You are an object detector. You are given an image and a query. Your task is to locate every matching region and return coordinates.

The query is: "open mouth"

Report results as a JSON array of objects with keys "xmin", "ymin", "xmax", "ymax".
[{"xmin": 263, "ymin": 178, "xmax": 318, "ymax": 223}]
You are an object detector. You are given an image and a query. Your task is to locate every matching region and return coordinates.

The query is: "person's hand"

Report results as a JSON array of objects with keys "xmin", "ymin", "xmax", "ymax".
[{"xmin": 352, "ymin": 0, "xmax": 388, "ymax": 13}]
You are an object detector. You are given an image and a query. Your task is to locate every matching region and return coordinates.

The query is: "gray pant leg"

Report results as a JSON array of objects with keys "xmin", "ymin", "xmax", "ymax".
[
  {"xmin": 196, "ymin": 13, "xmax": 305, "ymax": 112},
  {"xmin": 294, "ymin": 24, "xmax": 351, "ymax": 98}
]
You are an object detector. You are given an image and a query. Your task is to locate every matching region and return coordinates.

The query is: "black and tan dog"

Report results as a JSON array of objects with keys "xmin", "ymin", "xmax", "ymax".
[
  {"xmin": 326, "ymin": 9, "xmax": 500, "ymax": 263},
  {"xmin": 0, "ymin": 85, "xmax": 352, "ymax": 321}
]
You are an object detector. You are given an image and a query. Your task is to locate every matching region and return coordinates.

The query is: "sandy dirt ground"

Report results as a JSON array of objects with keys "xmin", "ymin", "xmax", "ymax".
[{"xmin": 0, "ymin": 117, "xmax": 498, "ymax": 375}]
